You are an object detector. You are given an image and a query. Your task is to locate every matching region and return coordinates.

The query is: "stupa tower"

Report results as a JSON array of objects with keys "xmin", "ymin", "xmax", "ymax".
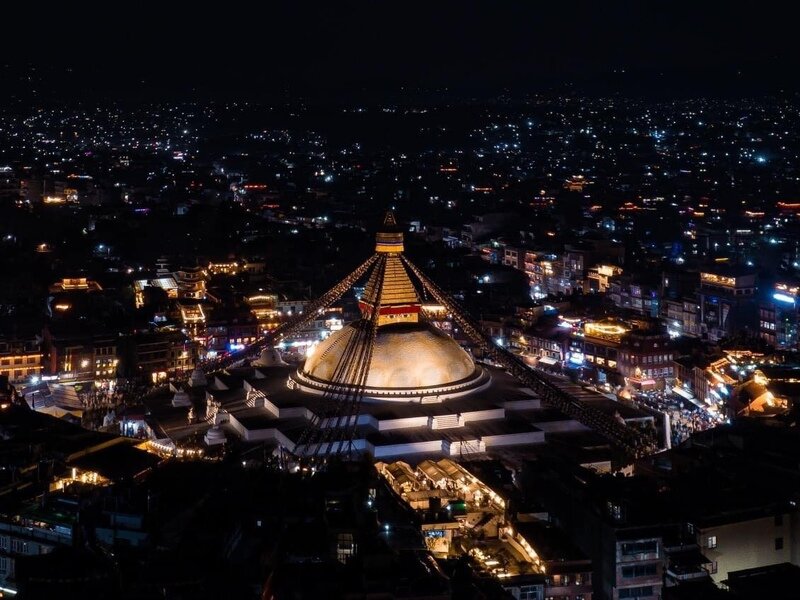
[{"xmin": 358, "ymin": 211, "xmax": 421, "ymax": 326}]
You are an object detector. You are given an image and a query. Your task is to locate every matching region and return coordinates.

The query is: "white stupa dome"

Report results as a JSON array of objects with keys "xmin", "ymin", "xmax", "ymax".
[
  {"xmin": 252, "ymin": 347, "xmax": 286, "ymax": 367},
  {"xmin": 204, "ymin": 426, "xmax": 226, "ymax": 446},
  {"xmin": 292, "ymin": 321, "xmax": 489, "ymax": 401}
]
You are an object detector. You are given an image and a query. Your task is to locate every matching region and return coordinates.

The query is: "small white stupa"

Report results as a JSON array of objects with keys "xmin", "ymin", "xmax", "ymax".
[
  {"xmin": 251, "ymin": 347, "xmax": 286, "ymax": 368},
  {"xmin": 189, "ymin": 366, "xmax": 208, "ymax": 388},
  {"xmin": 171, "ymin": 388, "xmax": 192, "ymax": 408},
  {"xmin": 204, "ymin": 425, "xmax": 226, "ymax": 446}
]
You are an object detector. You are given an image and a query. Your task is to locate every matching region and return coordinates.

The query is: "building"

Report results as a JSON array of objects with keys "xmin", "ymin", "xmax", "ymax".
[
  {"xmin": 174, "ymin": 265, "xmax": 207, "ymax": 300},
  {"xmin": 759, "ymin": 282, "xmax": 800, "ymax": 349},
  {"xmin": 576, "ymin": 320, "xmax": 626, "ymax": 381},
  {"xmin": 205, "ymin": 311, "xmax": 259, "ymax": 354},
  {"xmin": 698, "ymin": 267, "xmax": 758, "ymax": 341},
  {"xmin": 618, "ymin": 327, "xmax": 674, "ymax": 388},
  {"xmin": 636, "ymin": 421, "xmax": 800, "ymax": 590},
  {"xmin": 563, "ymin": 320, "xmax": 673, "ymax": 389},
  {"xmin": 119, "ymin": 330, "xmax": 197, "ymax": 383},
  {"xmin": 588, "ymin": 264, "xmax": 623, "ymax": 293},
  {"xmin": 608, "ymin": 276, "xmax": 661, "ymax": 317},
  {"xmin": 564, "ymin": 175, "xmax": 591, "ymax": 192},
  {"xmin": 526, "ymin": 252, "xmax": 563, "ymax": 298},
  {"xmin": 515, "ymin": 520, "xmax": 594, "ymax": 600},
  {"xmin": 0, "ymin": 334, "xmax": 42, "ymax": 385},
  {"xmin": 276, "ymin": 299, "xmax": 308, "ymax": 317},
  {"xmin": 524, "ymin": 458, "xmax": 665, "ymax": 600},
  {"xmin": 461, "ymin": 213, "xmax": 515, "ymax": 248},
  {"xmin": 176, "ymin": 298, "xmax": 205, "ymax": 334},
  {"xmin": 503, "ymin": 245, "xmax": 525, "ymax": 270},
  {"xmin": 207, "ymin": 260, "xmax": 241, "ymax": 276},
  {"xmin": 693, "ymin": 509, "xmax": 798, "ymax": 586},
  {"xmin": 663, "ymin": 297, "xmax": 700, "ymax": 338},
  {"xmin": 520, "ymin": 324, "xmax": 572, "ymax": 368},
  {"xmin": 133, "ymin": 276, "xmax": 179, "ymax": 308},
  {"xmin": 246, "ymin": 293, "xmax": 280, "ymax": 329},
  {"xmin": 48, "ymin": 277, "xmax": 103, "ymax": 294},
  {"xmin": 41, "ymin": 328, "xmax": 118, "ymax": 384},
  {"xmin": 0, "ymin": 405, "xmax": 159, "ymax": 594},
  {"xmin": 723, "ymin": 563, "xmax": 800, "ymax": 598}
]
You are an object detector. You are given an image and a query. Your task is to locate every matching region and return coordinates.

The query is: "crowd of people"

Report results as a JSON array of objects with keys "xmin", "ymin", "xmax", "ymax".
[
  {"xmin": 632, "ymin": 391, "xmax": 722, "ymax": 447},
  {"xmin": 667, "ymin": 406, "xmax": 721, "ymax": 446},
  {"xmin": 77, "ymin": 380, "xmax": 148, "ymax": 431}
]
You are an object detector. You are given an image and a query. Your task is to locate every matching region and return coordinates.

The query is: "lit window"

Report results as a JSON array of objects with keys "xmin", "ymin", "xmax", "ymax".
[{"xmin": 707, "ymin": 535, "xmax": 717, "ymax": 549}]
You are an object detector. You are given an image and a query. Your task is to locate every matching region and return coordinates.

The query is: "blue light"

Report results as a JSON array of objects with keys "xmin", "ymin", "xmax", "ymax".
[
  {"xmin": 756, "ymin": 156, "xmax": 767, "ymax": 164},
  {"xmin": 568, "ymin": 351, "xmax": 585, "ymax": 365},
  {"xmin": 773, "ymin": 292, "xmax": 796, "ymax": 304}
]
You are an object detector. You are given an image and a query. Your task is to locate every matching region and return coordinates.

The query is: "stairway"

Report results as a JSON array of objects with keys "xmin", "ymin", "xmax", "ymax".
[{"xmin": 429, "ymin": 413, "xmax": 464, "ymax": 430}]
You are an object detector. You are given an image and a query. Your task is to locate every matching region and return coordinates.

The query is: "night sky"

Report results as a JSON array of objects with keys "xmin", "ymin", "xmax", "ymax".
[{"xmin": 1, "ymin": 2, "xmax": 796, "ymax": 100}]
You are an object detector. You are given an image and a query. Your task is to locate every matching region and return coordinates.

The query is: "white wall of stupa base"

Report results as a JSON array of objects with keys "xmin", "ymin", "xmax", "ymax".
[{"xmin": 142, "ymin": 365, "xmax": 619, "ymax": 461}]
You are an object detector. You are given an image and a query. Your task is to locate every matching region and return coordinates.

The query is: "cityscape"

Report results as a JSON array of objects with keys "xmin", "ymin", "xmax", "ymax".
[{"xmin": 2, "ymin": 4, "xmax": 800, "ymax": 600}]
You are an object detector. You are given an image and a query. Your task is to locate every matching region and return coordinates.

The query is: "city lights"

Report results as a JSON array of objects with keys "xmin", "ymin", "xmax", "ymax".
[{"xmin": 0, "ymin": 12, "xmax": 796, "ymax": 598}]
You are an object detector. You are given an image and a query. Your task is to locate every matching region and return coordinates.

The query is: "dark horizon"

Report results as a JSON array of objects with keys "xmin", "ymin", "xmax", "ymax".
[{"xmin": 1, "ymin": 2, "xmax": 797, "ymax": 102}]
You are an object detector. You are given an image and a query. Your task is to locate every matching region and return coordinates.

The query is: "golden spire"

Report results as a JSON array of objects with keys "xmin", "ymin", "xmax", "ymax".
[
  {"xmin": 375, "ymin": 210, "xmax": 404, "ymax": 253},
  {"xmin": 360, "ymin": 211, "xmax": 421, "ymax": 325}
]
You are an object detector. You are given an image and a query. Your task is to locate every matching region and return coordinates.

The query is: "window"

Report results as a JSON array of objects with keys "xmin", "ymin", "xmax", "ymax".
[
  {"xmin": 619, "ymin": 586, "xmax": 654, "ymax": 599},
  {"xmin": 519, "ymin": 584, "xmax": 542, "ymax": 600},
  {"xmin": 621, "ymin": 541, "xmax": 658, "ymax": 556},
  {"xmin": 709, "ymin": 561, "xmax": 718, "ymax": 574},
  {"xmin": 336, "ymin": 532, "xmax": 356, "ymax": 564},
  {"xmin": 707, "ymin": 535, "xmax": 717, "ymax": 549},
  {"xmin": 775, "ymin": 514, "xmax": 784, "ymax": 526},
  {"xmin": 776, "ymin": 537, "xmax": 784, "ymax": 550},
  {"xmin": 622, "ymin": 564, "xmax": 658, "ymax": 578}
]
